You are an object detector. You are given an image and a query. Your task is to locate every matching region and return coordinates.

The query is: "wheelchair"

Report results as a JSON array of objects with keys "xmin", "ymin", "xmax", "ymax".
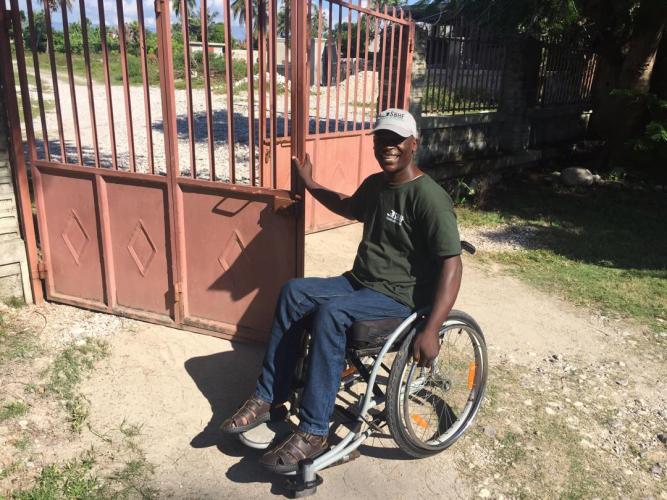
[{"xmin": 239, "ymin": 241, "xmax": 487, "ymax": 497}]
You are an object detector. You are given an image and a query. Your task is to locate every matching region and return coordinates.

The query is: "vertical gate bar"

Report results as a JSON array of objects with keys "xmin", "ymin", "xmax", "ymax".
[
  {"xmin": 307, "ymin": 0, "xmax": 313, "ymax": 133},
  {"xmin": 244, "ymin": 0, "xmax": 256, "ymax": 185},
  {"xmin": 257, "ymin": 0, "xmax": 267, "ymax": 186},
  {"xmin": 378, "ymin": 12, "xmax": 387, "ymax": 112},
  {"xmin": 9, "ymin": 0, "xmax": 36, "ymax": 163},
  {"xmin": 200, "ymin": 0, "xmax": 216, "ymax": 180},
  {"xmin": 368, "ymin": 15, "xmax": 378, "ymax": 124},
  {"xmin": 0, "ymin": 4, "xmax": 43, "ymax": 303},
  {"xmin": 95, "ymin": 175, "xmax": 117, "ymax": 309},
  {"xmin": 26, "ymin": 0, "xmax": 49, "ymax": 161},
  {"xmin": 386, "ymin": 10, "xmax": 396, "ymax": 110},
  {"xmin": 283, "ymin": 1, "xmax": 289, "ymax": 136},
  {"xmin": 268, "ymin": 0, "xmax": 277, "ymax": 187},
  {"xmin": 79, "ymin": 0, "xmax": 101, "ymax": 168},
  {"xmin": 352, "ymin": 8, "xmax": 362, "ymax": 129},
  {"xmin": 480, "ymin": 33, "xmax": 492, "ymax": 110},
  {"xmin": 360, "ymin": 13, "xmax": 369, "ymax": 128},
  {"xmin": 394, "ymin": 13, "xmax": 403, "ymax": 109},
  {"xmin": 155, "ymin": 0, "xmax": 183, "ymax": 324},
  {"xmin": 324, "ymin": 1, "xmax": 333, "ymax": 133},
  {"xmin": 436, "ymin": 25, "xmax": 448, "ymax": 112},
  {"xmin": 334, "ymin": 5, "xmax": 342, "ymax": 131},
  {"xmin": 423, "ymin": 26, "xmax": 432, "ymax": 113},
  {"xmin": 290, "ymin": 0, "xmax": 307, "ymax": 278},
  {"xmin": 402, "ymin": 17, "xmax": 414, "ymax": 110},
  {"xmin": 314, "ymin": 0, "xmax": 323, "ymax": 133},
  {"xmin": 180, "ymin": 0, "xmax": 196, "ymax": 178},
  {"xmin": 137, "ymin": 0, "xmax": 155, "ymax": 174},
  {"xmin": 97, "ymin": 0, "xmax": 118, "ymax": 169},
  {"xmin": 116, "ymin": 0, "xmax": 136, "ymax": 171},
  {"xmin": 223, "ymin": 0, "xmax": 236, "ymax": 183},
  {"xmin": 455, "ymin": 20, "xmax": 467, "ymax": 114},
  {"xmin": 42, "ymin": 1, "xmax": 66, "ymax": 162},
  {"xmin": 60, "ymin": 1, "xmax": 83, "ymax": 165},
  {"xmin": 342, "ymin": 6, "xmax": 352, "ymax": 131},
  {"xmin": 445, "ymin": 20, "xmax": 458, "ymax": 114}
]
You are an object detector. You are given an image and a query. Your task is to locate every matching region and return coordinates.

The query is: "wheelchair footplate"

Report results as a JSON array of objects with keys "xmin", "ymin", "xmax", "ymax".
[{"xmin": 238, "ymin": 420, "xmax": 292, "ymax": 450}]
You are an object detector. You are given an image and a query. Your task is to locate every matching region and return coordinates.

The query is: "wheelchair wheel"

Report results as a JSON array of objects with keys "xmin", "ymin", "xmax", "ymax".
[{"xmin": 385, "ymin": 310, "xmax": 487, "ymax": 458}]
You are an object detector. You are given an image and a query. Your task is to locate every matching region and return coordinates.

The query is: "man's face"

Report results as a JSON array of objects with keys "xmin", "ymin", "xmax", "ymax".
[{"xmin": 373, "ymin": 130, "xmax": 417, "ymax": 174}]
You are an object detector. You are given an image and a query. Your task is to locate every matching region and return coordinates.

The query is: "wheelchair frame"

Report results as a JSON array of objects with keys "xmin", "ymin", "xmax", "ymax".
[{"xmin": 282, "ymin": 309, "xmax": 487, "ymax": 497}]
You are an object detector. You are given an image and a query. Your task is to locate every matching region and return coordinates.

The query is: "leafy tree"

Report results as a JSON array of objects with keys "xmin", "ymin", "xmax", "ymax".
[{"xmin": 418, "ymin": 0, "xmax": 667, "ymax": 167}]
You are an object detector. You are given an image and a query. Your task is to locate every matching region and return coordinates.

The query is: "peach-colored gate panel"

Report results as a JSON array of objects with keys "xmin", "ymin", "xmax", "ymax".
[
  {"xmin": 35, "ymin": 168, "xmax": 105, "ymax": 305},
  {"xmin": 274, "ymin": 133, "xmax": 379, "ymax": 233},
  {"xmin": 106, "ymin": 180, "xmax": 172, "ymax": 318},
  {"xmin": 179, "ymin": 185, "xmax": 297, "ymax": 342}
]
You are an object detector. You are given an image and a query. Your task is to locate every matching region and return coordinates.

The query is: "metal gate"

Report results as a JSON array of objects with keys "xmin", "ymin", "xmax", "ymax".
[{"xmin": 0, "ymin": 0, "xmax": 413, "ymax": 341}]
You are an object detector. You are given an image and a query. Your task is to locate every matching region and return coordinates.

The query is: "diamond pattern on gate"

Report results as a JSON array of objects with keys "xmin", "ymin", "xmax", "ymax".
[
  {"xmin": 217, "ymin": 230, "xmax": 248, "ymax": 272},
  {"xmin": 127, "ymin": 220, "xmax": 157, "ymax": 277},
  {"xmin": 61, "ymin": 209, "xmax": 90, "ymax": 265}
]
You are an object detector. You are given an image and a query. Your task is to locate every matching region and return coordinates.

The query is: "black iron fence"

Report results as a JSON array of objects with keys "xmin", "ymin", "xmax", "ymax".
[
  {"xmin": 422, "ymin": 17, "xmax": 506, "ymax": 115},
  {"xmin": 421, "ymin": 17, "xmax": 598, "ymax": 115},
  {"xmin": 536, "ymin": 44, "xmax": 597, "ymax": 108}
]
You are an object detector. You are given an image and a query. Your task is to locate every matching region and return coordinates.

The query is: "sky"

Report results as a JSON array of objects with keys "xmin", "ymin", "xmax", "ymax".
[{"xmin": 13, "ymin": 0, "xmax": 421, "ymax": 39}]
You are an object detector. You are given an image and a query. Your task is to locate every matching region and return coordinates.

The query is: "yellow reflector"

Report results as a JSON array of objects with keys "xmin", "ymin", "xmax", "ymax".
[
  {"xmin": 411, "ymin": 414, "xmax": 429, "ymax": 429},
  {"xmin": 467, "ymin": 362, "xmax": 476, "ymax": 390}
]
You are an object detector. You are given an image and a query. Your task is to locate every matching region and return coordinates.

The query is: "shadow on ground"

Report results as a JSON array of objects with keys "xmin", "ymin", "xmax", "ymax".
[{"xmin": 474, "ymin": 174, "xmax": 667, "ymax": 273}]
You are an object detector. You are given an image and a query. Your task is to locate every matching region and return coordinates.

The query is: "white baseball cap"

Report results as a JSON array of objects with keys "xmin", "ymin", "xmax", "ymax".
[{"xmin": 372, "ymin": 108, "xmax": 418, "ymax": 138}]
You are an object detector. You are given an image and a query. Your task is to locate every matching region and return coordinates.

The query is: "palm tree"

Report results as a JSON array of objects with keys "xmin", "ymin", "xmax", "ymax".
[
  {"xmin": 231, "ymin": 0, "xmax": 267, "ymax": 35},
  {"xmin": 172, "ymin": 0, "xmax": 197, "ymax": 18}
]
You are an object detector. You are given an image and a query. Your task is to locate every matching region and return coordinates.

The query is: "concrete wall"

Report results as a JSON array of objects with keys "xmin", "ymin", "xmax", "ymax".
[{"xmin": 0, "ymin": 84, "xmax": 32, "ymax": 303}]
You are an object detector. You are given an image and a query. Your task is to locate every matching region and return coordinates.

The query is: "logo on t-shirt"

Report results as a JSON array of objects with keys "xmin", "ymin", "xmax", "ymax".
[{"xmin": 385, "ymin": 209, "xmax": 405, "ymax": 226}]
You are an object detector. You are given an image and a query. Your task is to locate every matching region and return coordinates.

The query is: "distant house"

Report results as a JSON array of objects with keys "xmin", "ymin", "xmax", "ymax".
[{"xmin": 189, "ymin": 41, "xmax": 225, "ymax": 57}]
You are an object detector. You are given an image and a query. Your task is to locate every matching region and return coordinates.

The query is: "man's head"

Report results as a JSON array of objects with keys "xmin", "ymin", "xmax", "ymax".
[{"xmin": 372, "ymin": 108, "xmax": 419, "ymax": 174}]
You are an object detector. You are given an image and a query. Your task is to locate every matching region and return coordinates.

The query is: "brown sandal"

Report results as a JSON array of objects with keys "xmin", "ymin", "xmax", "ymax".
[
  {"xmin": 259, "ymin": 430, "xmax": 328, "ymax": 474},
  {"xmin": 220, "ymin": 395, "xmax": 273, "ymax": 434}
]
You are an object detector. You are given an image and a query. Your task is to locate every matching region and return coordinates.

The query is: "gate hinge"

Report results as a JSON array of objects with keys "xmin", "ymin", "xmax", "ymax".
[
  {"xmin": 174, "ymin": 282, "xmax": 183, "ymax": 303},
  {"xmin": 37, "ymin": 261, "xmax": 47, "ymax": 280}
]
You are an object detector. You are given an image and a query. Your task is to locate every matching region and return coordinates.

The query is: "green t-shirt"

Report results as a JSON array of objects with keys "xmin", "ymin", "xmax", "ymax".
[{"xmin": 346, "ymin": 172, "xmax": 462, "ymax": 309}]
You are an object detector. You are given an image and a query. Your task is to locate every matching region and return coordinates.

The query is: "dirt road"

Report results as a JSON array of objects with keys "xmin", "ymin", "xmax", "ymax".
[{"xmin": 75, "ymin": 224, "xmax": 666, "ymax": 498}]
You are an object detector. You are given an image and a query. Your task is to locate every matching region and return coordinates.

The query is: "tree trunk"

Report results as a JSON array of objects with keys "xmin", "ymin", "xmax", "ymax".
[
  {"xmin": 651, "ymin": 33, "xmax": 667, "ymax": 99},
  {"xmin": 588, "ymin": 0, "xmax": 666, "ymax": 166}
]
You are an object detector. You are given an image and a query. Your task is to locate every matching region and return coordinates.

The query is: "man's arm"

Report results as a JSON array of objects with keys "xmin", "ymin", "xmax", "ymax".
[
  {"xmin": 412, "ymin": 254, "xmax": 463, "ymax": 367},
  {"xmin": 292, "ymin": 154, "xmax": 355, "ymax": 219}
]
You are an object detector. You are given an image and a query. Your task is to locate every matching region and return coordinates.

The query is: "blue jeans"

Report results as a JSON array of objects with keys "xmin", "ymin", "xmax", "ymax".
[{"xmin": 255, "ymin": 276, "xmax": 411, "ymax": 436}]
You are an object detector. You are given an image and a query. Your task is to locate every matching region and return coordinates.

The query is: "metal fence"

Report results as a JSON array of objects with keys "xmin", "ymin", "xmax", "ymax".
[
  {"xmin": 536, "ymin": 44, "xmax": 597, "ymax": 108},
  {"xmin": 422, "ymin": 17, "xmax": 506, "ymax": 115}
]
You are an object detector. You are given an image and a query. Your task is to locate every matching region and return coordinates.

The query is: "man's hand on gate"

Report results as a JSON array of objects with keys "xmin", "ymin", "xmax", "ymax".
[
  {"xmin": 292, "ymin": 154, "xmax": 313, "ymax": 185},
  {"xmin": 412, "ymin": 327, "xmax": 440, "ymax": 368}
]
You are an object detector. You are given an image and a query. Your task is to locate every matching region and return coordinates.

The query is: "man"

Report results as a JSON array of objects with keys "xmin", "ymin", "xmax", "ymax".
[{"xmin": 221, "ymin": 109, "xmax": 463, "ymax": 473}]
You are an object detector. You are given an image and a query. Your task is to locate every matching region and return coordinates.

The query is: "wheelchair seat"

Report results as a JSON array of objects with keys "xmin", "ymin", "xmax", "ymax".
[{"xmin": 346, "ymin": 317, "xmax": 414, "ymax": 355}]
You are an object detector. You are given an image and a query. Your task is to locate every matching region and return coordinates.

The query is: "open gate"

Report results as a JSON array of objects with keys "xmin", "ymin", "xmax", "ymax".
[{"xmin": 0, "ymin": 0, "xmax": 413, "ymax": 341}]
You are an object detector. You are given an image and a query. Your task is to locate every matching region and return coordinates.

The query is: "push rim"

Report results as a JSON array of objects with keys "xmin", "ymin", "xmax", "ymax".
[{"xmin": 398, "ymin": 321, "xmax": 485, "ymax": 449}]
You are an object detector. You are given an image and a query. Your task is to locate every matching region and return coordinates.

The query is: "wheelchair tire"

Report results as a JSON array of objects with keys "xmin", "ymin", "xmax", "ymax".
[{"xmin": 385, "ymin": 310, "xmax": 488, "ymax": 458}]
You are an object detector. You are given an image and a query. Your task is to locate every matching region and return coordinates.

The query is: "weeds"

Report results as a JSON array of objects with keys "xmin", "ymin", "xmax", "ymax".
[
  {"xmin": 46, "ymin": 338, "xmax": 109, "ymax": 432},
  {"xmin": 0, "ymin": 401, "xmax": 29, "ymax": 422}
]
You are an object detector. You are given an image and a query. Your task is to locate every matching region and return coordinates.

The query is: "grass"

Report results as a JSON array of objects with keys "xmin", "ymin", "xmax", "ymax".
[
  {"xmin": 0, "ymin": 312, "xmax": 39, "ymax": 367},
  {"xmin": 46, "ymin": 338, "xmax": 109, "ymax": 432},
  {"xmin": 0, "ymin": 401, "xmax": 29, "ymax": 422},
  {"xmin": 458, "ymin": 175, "xmax": 667, "ymax": 335}
]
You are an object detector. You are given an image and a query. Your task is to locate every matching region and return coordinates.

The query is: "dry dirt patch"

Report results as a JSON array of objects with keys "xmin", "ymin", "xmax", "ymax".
[{"xmin": 0, "ymin": 223, "xmax": 665, "ymax": 499}]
